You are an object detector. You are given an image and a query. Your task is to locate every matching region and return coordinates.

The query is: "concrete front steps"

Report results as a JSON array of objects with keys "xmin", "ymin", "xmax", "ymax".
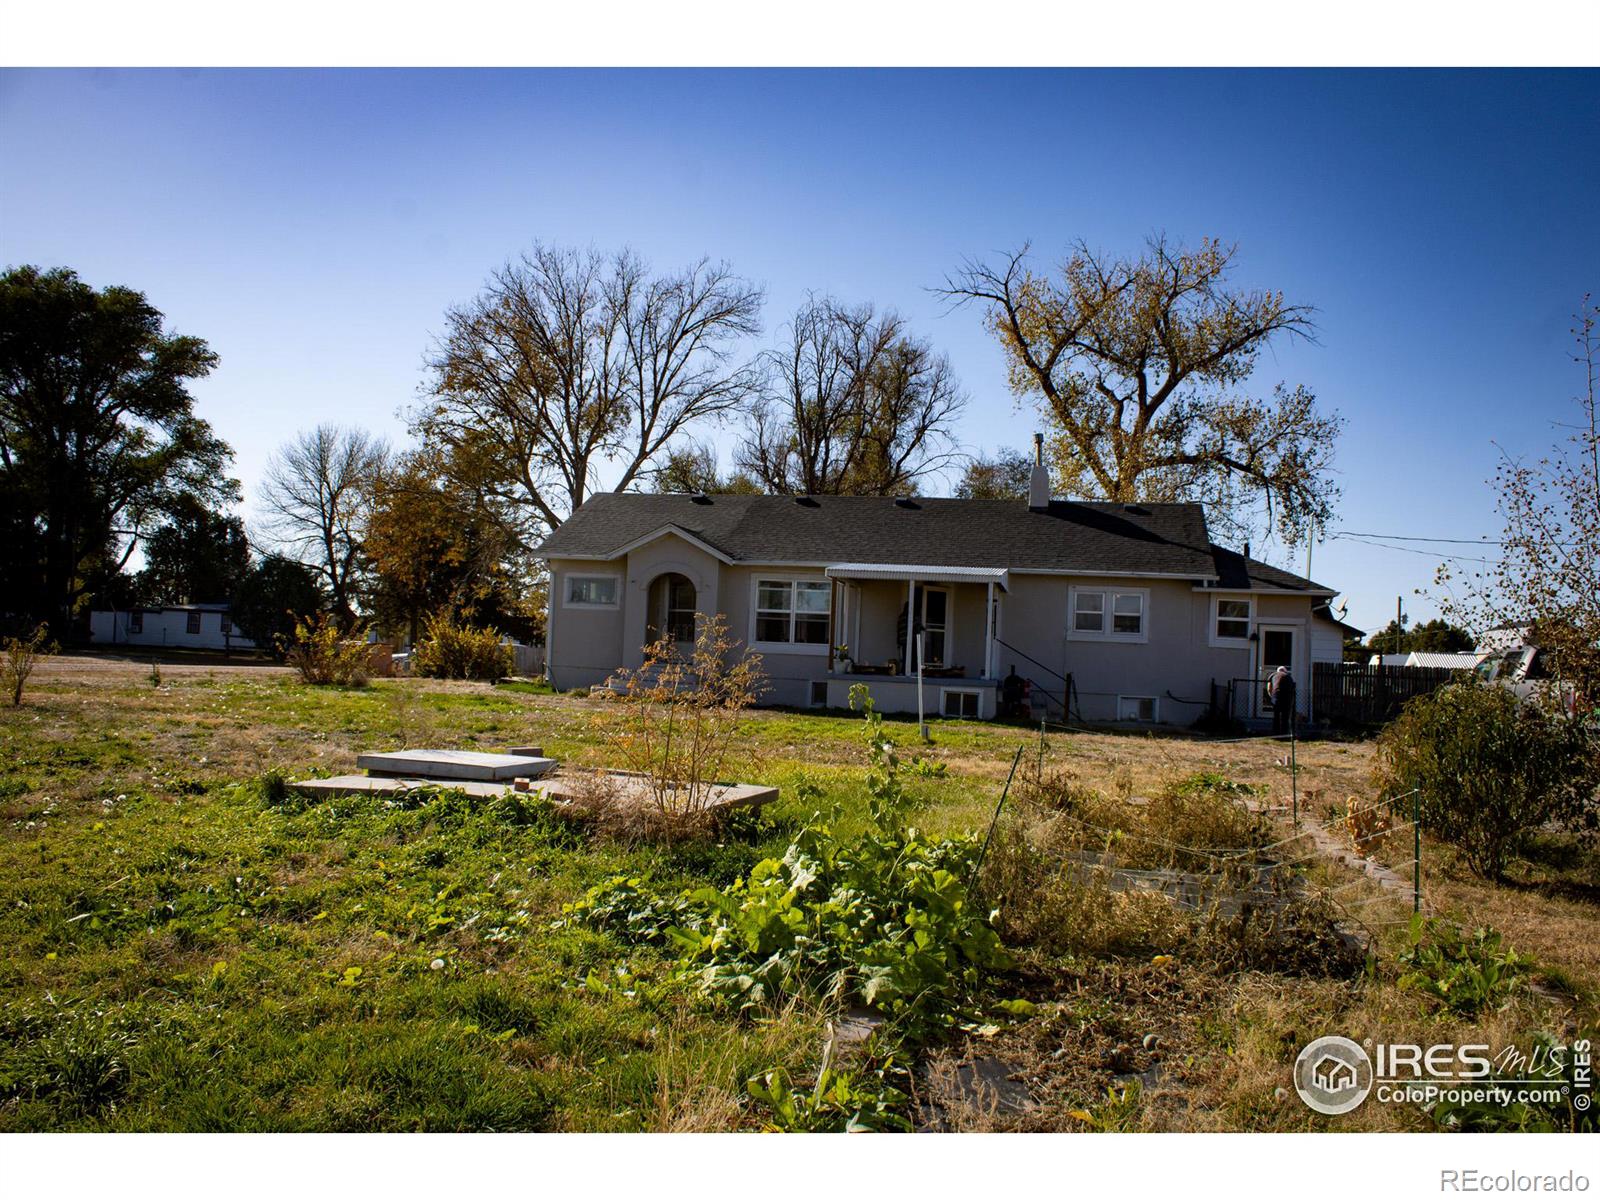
[{"xmin": 355, "ymin": 748, "xmax": 555, "ymax": 781}]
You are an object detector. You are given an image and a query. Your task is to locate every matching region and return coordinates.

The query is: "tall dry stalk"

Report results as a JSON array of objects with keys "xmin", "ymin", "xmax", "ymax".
[
  {"xmin": 2, "ymin": 625, "xmax": 56, "ymax": 706},
  {"xmin": 610, "ymin": 613, "xmax": 764, "ymax": 816}
]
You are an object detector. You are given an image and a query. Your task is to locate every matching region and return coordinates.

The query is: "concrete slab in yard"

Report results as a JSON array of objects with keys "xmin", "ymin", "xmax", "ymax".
[
  {"xmin": 291, "ymin": 774, "xmax": 515, "ymax": 800},
  {"xmin": 518, "ymin": 773, "xmax": 777, "ymax": 812},
  {"xmin": 292, "ymin": 768, "xmax": 776, "ymax": 814},
  {"xmin": 355, "ymin": 748, "xmax": 555, "ymax": 781}
]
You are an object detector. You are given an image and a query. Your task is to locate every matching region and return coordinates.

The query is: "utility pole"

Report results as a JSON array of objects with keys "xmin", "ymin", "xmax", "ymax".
[{"xmin": 1394, "ymin": 595, "xmax": 1405, "ymax": 656}]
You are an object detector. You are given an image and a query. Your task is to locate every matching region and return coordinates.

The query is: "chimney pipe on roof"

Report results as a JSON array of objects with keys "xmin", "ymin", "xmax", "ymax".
[{"xmin": 1028, "ymin": 433, "xmax": 1050, "ymax": 510}]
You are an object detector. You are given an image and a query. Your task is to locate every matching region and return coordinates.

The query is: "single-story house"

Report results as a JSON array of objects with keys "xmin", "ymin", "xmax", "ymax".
[
  {"xmin": 536, "ymin": 453, "xmax": 1347, "ymax": 726},
  {"xmin": 89, "ymin": 603, "xmax": 255, "ymax": 652}
]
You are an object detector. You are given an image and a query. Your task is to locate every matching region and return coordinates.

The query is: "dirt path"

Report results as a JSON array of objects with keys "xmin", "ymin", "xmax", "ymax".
[{"xmin": 33, "ymin": 653, "xmax": 292, "ymax": 678}]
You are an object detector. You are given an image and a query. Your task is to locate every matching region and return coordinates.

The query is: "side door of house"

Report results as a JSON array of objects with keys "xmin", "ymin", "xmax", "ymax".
[{"xmin": 1256, "ymin": 625, "xmax": 1299, "ymax": 717}]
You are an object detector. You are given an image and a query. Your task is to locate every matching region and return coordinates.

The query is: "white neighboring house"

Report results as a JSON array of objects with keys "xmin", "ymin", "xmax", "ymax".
[
  {"xmin": 89, "ymin": 603, "xmax": 256, "ymax": 652},
  {"xmin": 1366, "ymin": 650, "xmax": 1486, "ymax": 670},
  {"xmin": 1402, "ymin": 650, "xmax": 1487, "ymax": 671}
]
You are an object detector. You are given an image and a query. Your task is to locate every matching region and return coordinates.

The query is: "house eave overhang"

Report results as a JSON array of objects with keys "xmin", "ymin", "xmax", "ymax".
[
  {"xmin": 1011, "ymin": 567, "xmax": 1218, "ymax": 582},
  {"xmin": 1191, "ymin": 583, "xmax": 1339, "ymax": 598},
  {"xmin": 540, "ymin": 523, "xmax": 736, "ymax": 565},
  {"xmin": 825, "ymin": 563, "xmax": 1011, "ymax": 590}
]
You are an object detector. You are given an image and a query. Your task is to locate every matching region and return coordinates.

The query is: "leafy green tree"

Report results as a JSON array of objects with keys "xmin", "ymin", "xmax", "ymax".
[
  {"xmin": 1378, "ymin": 682, "xmax": 1598, "ymax": 879},
  {"xmin": 649, "ymin": 441, "xmax": 761, "ymax": 495},
  {"xmin": 955, "ymin": 448, "xmax": 1032, "ymax": 500},
  {"xmin": 363, "ymin": 450, "xmax": 542, "ymax": 645},
  {"xmin": 0, "ymin": 265, "xmax": 234, "ymax": 633},
  {"xmin": 135, "ymin": 495, "xmax": 252, "ymax": 605},
  {"xmin": 230, "ymin": 556, "xmax": 323, "ymax": 657},
  {"xmin": 1365, "ymin": 617, "xmax": 1476, "ymax": 656}
]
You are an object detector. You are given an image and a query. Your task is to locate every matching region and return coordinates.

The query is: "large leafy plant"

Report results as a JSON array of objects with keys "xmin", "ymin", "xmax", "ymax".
[{"xmin": 562, "ymin": 686, "xmax": 1012, "ymax": 1123}]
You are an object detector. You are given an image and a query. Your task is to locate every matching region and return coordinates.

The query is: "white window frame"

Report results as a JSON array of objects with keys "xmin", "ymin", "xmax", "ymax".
[
  {"xmin": 940, "ymin": 687, "xmax": 983, "ymax": 719},
  {"xmin": 561, "ymin": 572, "xmax": 622, "ymax": 610},
  {"xmin": 1117, "ymin": 694, "xmax": 1159, "ymax": 723},
  {"xmin": 186, "ymin": 610, "xmax": 202, "ymax": 636},
  {"xmin": 1209, "ymin": 593, "xmax": 1254, "ymax": 647},
  {"xmin": 808, "ymin": 680, "xmax": 830, "ymax": 709},
  {"xmin": 1067, "ymin": 585, "xmax": 1150, "ymax": 644},
  {"xmin": 749, "ymin": 574, "xmax": 831, "ymax": 655}
]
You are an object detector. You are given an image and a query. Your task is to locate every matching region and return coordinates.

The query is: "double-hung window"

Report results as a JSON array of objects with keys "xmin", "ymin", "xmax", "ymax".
[
  {"xmin": 1068, "ymin": 586, "xmax": 1148, "ymax": 642},
  {"xmin": 1214, "ymin": 597, "xmax": 1251, "ymax": 643},
  {"xmin": 1072, "ymin": 590, "xmax": 1105, "ymax": 633},
  {"xmin": 565, "ymin": 575, "xmax": 620, "ymax": 608},
  {"xmin": 1111, "ymin": 592, "xmax": 1144, "ymax": 635},
  {"xmin": 754, "ymin": 579, "xmax": 830, "ymax": 647}
]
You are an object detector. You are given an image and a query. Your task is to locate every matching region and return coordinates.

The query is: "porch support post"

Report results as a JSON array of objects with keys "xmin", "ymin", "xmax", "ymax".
[
  {"xmin": 904, "ymin": 577, "xmax": 915, "ymax": 675},
  {"xmin": 827, "ymin": 579, "xmax": 837, "ymax": 674},
  {"xmin": 984, "ymin": 580, "xmax": 995, "ymax": 679},
  {"xmin": 543, "ymin": 571, "xmax": 556, "ymax": 682},
  {"xmin": 852, "ymin": 583, "xmax": 861, "ymax": 665}
]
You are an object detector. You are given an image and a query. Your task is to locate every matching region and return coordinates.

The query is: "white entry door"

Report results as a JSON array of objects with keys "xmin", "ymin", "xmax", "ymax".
[{"xmin": 1257, "ymin": 625, "xmax": 1300, "ymax": 713}]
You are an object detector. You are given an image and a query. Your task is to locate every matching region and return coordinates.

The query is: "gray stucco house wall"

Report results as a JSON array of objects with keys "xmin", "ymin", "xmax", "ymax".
[{"xmin": 536, "ymin": 481, "xmax": 1342, "ymax": 727}]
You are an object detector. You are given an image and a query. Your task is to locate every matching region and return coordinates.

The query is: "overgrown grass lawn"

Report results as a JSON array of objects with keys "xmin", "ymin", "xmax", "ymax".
[{"xmin": 2, "ymin": 657, "xmax": 1594, "ymax": 1131}]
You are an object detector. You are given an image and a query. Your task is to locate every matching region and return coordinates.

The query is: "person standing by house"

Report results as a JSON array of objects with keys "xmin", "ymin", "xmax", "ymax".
[{"xmin": 1268, "ymin": 665, "xmax": 1297, "ymax": 735}]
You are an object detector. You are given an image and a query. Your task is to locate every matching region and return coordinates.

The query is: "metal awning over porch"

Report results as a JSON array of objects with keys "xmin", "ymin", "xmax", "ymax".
[{"xmin": 824, "ymin": 563, "xmax": 1010, "ymax": 591}]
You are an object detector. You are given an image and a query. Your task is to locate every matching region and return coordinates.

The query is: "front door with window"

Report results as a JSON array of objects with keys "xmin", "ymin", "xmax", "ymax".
[
  {"xmin": 1257, "ymin": 626, "xmax": 1297, "ymax": 714},
  {"xmin": 648, "ymin": 573, "xmax": 697, "ymax": 649},
  {"xmin": 912, "ymin": 585, "xmax": 949, "ymax": 668}
]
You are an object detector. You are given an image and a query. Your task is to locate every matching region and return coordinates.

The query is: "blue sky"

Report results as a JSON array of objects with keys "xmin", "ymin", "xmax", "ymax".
[{"xmin": 2, "ymin": 68, "xmax": 1596, "ymax": 634}]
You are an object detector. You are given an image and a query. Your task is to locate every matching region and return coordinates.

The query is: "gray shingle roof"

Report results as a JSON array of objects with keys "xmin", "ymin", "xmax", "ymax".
[
  {"xmin": 1210, "ymin": 544, "xmax": 1334, "ymax": 594},
  {"xmin": 535, "ymin": 492, "xmax": 1331, "ymax": 591}
]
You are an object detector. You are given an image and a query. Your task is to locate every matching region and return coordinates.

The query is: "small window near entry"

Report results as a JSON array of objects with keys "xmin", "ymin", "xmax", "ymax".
[
  {"xmin": 942, "ymin": 689, "xmax": 981, "ymax": 719},
  {"xmin": 186, "ymin": 611, "xmax": 202, "ymax": 635},
  {"xmin": 566, "ymin": 575, "xmax": 619, "ymax": 607},
  {"xmin": 1073, "ymin": 590, "xmax": 1104, "ymax": 633},
  {"xmin": 1216, "ymin": 598, "xmax": 1250, "ymax": 641},
  {"xmin": 128, "ymin": 611, "xmax": 143, "ymax": 634},
  {"xmin": 809, "ymin": 680, "xmax": 829, "ymax": 708},
  {"xmin": 1118, "ymin": 695, "xmax": 1157, "ymax": 722}
]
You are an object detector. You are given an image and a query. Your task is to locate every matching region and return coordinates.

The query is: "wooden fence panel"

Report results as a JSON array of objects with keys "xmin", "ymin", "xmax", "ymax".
[{"xmin": 1311, "ymin": 662, "xmax": 1460, "ymax": 727}]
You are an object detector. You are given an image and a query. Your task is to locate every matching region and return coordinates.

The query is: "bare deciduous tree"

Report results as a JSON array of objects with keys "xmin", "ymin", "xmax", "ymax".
[
  {"xmin": 259, "ymin": 424, "xmax": 388, "ymax": 625},
  {"xmin": 941, "ymin": 236, "xmax": 1342, "ymax": 547},
  {"xmin": 418, "ymin": 245, "xmax": 764, "ymax": 543},
  {"xmin": 736, "ymin": 297, "xmax": 964, "ymax": 495},
  {"xmin": 1438, "ymin": 298, "xmax": 1600, "ymax": 709}
]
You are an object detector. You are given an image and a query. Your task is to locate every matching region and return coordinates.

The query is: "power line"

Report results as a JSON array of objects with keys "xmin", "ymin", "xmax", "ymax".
[
  {"xmin": 1330, "ymin": 534, "xmax": 1500, "ymax": 566},
  {"xmin": 1331, "ymin": 530, "xmax": 1504, "ymax": 545}
]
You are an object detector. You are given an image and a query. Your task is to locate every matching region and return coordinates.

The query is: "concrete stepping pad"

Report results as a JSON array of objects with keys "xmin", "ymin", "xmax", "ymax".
[
  {"xmin": 291, "ymin": 774, "xmax": 515, "ymax": 799},
  {"xmin": 355, "ymin": 748, "xmax": 555, "ymax": 781}
]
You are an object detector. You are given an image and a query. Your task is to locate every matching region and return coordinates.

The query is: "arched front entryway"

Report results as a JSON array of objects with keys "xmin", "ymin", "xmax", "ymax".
[{"xmin": 646, "ymin": 572, "xmax": 697, "ymax": 648}]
